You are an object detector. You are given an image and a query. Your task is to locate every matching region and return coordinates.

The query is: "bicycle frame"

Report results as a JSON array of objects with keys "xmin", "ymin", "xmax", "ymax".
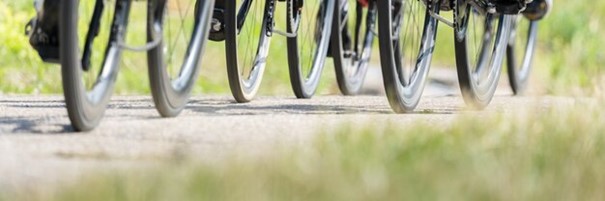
[
  {"xmin": 216, "ymin": 0, "xmax": 277, "ymax": 36},
  {"xmin": 221, "ymin": 0, "xmax": 312, "ymax": 39}
]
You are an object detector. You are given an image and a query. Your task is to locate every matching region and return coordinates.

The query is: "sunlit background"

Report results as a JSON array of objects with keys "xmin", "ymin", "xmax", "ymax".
[{"xmin": 1, "ymin": 1, "xmax": 603, "ymax": 96}]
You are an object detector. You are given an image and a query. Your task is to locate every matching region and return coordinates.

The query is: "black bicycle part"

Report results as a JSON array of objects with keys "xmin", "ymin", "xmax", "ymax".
[
  {"xmin": 81, "ymin": 0, "xmax": 105, "ymax": 71},
  {"xmin": 27, "ymin": 0, "xmax": 61, "ymax": 63}
]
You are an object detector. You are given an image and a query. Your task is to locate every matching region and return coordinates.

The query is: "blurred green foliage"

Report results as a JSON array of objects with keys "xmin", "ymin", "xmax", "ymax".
[
  {"xmin": 0, "ymin": 1, "xmax": 603, "ymax": 95},
  {"xmin": 0, "ymin": 1, "xmax": 61, "ymax": 93},
  {"xmin": 537, "ymin": 1, "xmax": 605, "ymax": 94}
]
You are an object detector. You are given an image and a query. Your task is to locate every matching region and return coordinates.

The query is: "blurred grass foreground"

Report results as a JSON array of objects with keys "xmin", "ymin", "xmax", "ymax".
[
  {"xmin": 2, "ymin": 96, "xmax": 605, "ymax": 201},
  {"xmin": 1, "ymin": 1, "xmax": 604, "ymax": 95}
]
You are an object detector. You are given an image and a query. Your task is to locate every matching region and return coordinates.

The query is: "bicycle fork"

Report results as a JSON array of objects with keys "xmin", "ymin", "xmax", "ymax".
[
  {"xmin": 81, "ymin": 0, "xmax": 137, "ymax": 71},
  {"xmin": 209, "ymin": 0, "xmax": 299, "ymax": 42}
]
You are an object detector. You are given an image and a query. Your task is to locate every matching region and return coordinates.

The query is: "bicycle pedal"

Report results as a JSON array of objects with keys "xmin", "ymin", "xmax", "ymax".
[
  {"xmin": 343, "ymin": 50, "xmax": 355, "ymax": 59},
  {"xmin": 33, "ymin": 45, "xmax": 60, "ymax": 63},
  {"xmin": 29, "ymin": 31, "xmax": 60, "ymax": 63},
  {"xmin": 27, "ymin": 0, "xmax": 61, "ymax": 63}
]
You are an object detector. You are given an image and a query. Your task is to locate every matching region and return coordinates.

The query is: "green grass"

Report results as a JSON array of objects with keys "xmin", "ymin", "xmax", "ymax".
[
  {"xmin": 2, "ymin": 96, "xmax": 605, "ymax": 201},
  {"xmin": 528, "ymin": 1, "xmax": 605, "ymax": 95},
  {"xmin": 0, "ymin": 2, "xmax": 61, "ymax": 94},
  {"xmin": 1, "ymin": 1, "xmax": 603, "ymax": 95}
]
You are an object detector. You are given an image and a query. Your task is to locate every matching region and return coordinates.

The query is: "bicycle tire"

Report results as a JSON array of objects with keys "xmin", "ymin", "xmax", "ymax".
[
  {"xmin": 225, "ymin": 0, "xmax": 272, "ymax": 103},
  {"xmin": 60, "ymin": 0, "xmax": 130, "ymax": 131},
  {"xmin": 286, "ymin": 0, "xmax": 335, "ymax": 98},
  {"xmin": 147, "ymin": 0, "xmax": 215, "ymax": 117},
  {"xmin": 377, "ymin": 0, "xmax": 440, "ymax": 112},
  {"xmin": 454, "ymin": 1, "xmax": 512, "ymax": 109},
  {"xmin": 506, "ymin": 17, "xmax": 537, "ymax": 95},
  {"xmin": 331, "ymin": 0, "xmax": 377, "ymax": 95}
]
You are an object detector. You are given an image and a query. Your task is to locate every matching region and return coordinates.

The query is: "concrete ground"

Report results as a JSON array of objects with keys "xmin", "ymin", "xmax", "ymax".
[{"xmin": 0, "ymin": 68, "xmax": 577, "ymax": 192}]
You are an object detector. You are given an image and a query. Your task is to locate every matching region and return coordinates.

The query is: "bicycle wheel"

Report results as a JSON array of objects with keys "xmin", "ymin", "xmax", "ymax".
[
  {"xmin": 377, "ymin": 0, "xmax": 440, "ymax": 113},
  {"xmin": 225, "ymin": 0, "xmax": 272, "ymax": 103},
  {"xmin": 454, "ymin": 1, "xmax": 512, "ymax": 109},
  {"xmin": 506, "ymin": 16, "xmax": 537, "ymax": 95},
  {"xmin": 287, "ymin": 0, "xmax": 335, "ymax": 98},
  {"xmin": 147, "ymin": 0, "xmax": 215, "ymax": 117},
  {"xmin": 60, "ymin": 0, "xmax": 130, "ymax": 131},
  {"xmin": 331, "ymin": 0, "xmax": 377, "ymax": 95}
]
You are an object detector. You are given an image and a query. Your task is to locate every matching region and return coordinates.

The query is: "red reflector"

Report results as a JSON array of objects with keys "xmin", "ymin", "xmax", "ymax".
[{"xmin": 358, "ymin": 0, "xmax": 369, "ymax": 7}]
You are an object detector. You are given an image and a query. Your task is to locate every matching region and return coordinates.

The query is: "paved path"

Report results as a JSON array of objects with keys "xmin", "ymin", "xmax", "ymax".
[
  {"xmin": 0, "ymin": 93, "xmax": 578, "ymax": 191},
  {"xmin": 0, "ymin": 67, "xmax": 580, "ymax": 191}
]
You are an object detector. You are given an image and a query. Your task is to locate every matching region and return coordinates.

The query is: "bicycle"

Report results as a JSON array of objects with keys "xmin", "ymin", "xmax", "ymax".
[
  {"xmin": 506, "ymin": 0, "xmax": 551, "ymax": 95},
  {"xmin": 376, "ymin": 0, "xmax": 549, "ymax": 112},
  {"xmin": 27, "ymin": 0, "xmax": 215, "ymax": 131},
  {"xmin": 456, "ymin": 0, "xmax": 551, "ymax": 108},
  {"xmin": 453, "ymin": 0, "xmax": 514, "ymax": 109},
  {"xmin": 211, "ymin": 0, "xmax": 335, "ymax": 102},
  {"xmin": 330, "ymin": 0, "xmax": 378, "ymax": 95}
]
